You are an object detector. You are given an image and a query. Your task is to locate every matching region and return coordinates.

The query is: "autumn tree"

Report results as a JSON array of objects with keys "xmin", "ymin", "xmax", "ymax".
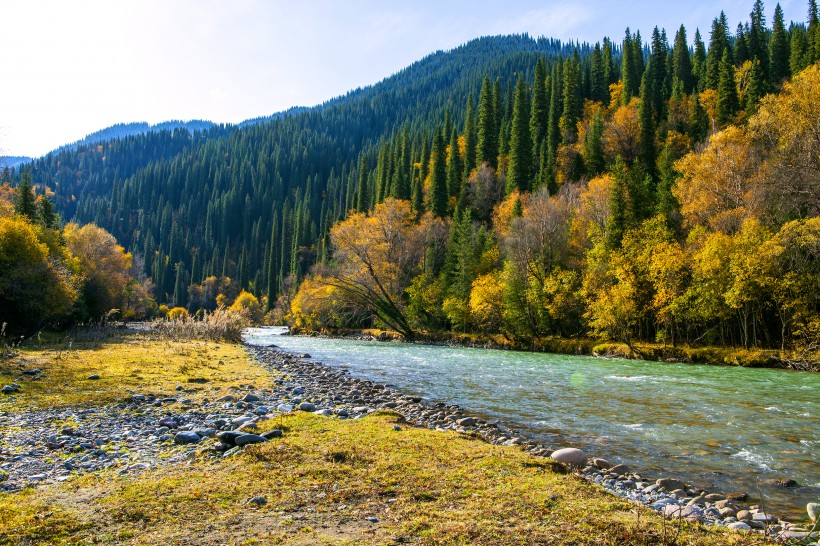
[
  {"xmin": 326, "ymin": 199, "xmax": 433, "ymax": 339},
  {"xmin": 64, "ymin": 223, "xmax": 133, "ymax": 320}
]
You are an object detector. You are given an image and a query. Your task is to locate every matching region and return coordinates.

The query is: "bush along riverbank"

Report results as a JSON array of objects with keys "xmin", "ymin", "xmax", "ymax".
[
  {"xmin": 0, "ymin": 332, "xmax": 806, "ymax": 544},
  {"xmin": 247, "ymin": 345, "xmax": 818, "ymax": 543},
  {"xmin": 293, "ymin": 327, "xmax": 819, "ymax": 371}
]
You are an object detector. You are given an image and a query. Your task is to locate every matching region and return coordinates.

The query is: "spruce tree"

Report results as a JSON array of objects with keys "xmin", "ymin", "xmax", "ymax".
[
  {"xmin": 716, "ymin": 49, "xmax": 740, "ymax": 127},
  {"xmin": 790, "ymin": 25, "xmax": 809, "ymax": 75},
  {"xmin": 748, "ymin": 0, "xmax": 769, "ymax": 79},
  {"xmin": 639, "ymin": 72, "xmax": 657, "ymax": 174},
  {"xmin": 529, "ymin": 59, "xmax": 548, "ymax": 168},
  {"xmin": 693, "ymin": 29, "xmax": 707, "ymax": 90},
  {"xmin": 14, "ymin": 173, "xmax": 37, "ymax": 221},
  {"xmin": 745, "ymin": 59, "xmax": 767, "ymax": 114},
  {"xmin": 447, "ymin": 127, "xmax": 464, "ymax": 198},
  {"xmin": 430, "ymin": 129, "xmax": 449, "ymax": 218},
  {"xmin": 590, "ymin": 43, "xmax": 607, "ymax": 103},
  {"xmin": 477, "ymin": 76, "xmax": 498, "ymax": 169},
  {"xmin": 38, "ymin": 195, "xmax": 58, "ymax": 229},
  {"xmin": 621, "ymin": 29, "xmax": 638, "ymax": 102},
  {"xmin": 356, "ymin": 153, "xmax": 369, "ymax": 212},
  {"xmin": 650, "ymin": 27, "xmax": 669, "ymax": 121},
  {"xmin": 769, "ymin": 4, "xmax": 790, "ymax": 85},
  {"xmin": 735, "ymin": 24, "xmax": 750, "ymax": 66},
  {"xmin": 689, "ymin": 92, "xmax": 710, "ymax": 146},
  {"xmin": 507, "ymin": 77, "xmax": 532, "ymax": 194},
  {"xmin": 705, "ymin": 13, "xmax": 731, "ymax": 90},
  {"xmin": 560, "ymin": 52, "xmax": 581, "ymax": 144},
  {"xmin": 672, "ymin": 25, "xmax": 694, "ymax": 93},
  {"xmin": 584, "ymin": 111, "xmax": 605, "ymax": 177},
  {"xmin": 463, "ymin": 95, "xmax": 477, "ymax": 178}
]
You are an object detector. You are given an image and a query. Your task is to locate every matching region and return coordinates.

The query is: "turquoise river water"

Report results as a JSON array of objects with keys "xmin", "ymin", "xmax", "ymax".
[{"xmin": 244, "ymin": 328, "xmax": 819, "ymax": 520}]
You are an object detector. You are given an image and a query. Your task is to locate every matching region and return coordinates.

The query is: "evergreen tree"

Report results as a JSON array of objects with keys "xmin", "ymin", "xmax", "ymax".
[
  {"xmin": 447, "ymin": 127, "xmax": 464, "ymax": 198},
  {"xmin": 356, "ymin": 153, "xmax": 369, "ymax": 212},
  {"xmin": 590, "ymin": 43, "xmax": 608, "ymax": 103},
  {"xmin": 745, "ymin": 59, "xmax": 767, "ymax": 114},
  {"xmin": 790, "ymin": 25, "xmax": 810, "ymax": 75},
  {"xmin": 639, "ymin": 72, "xmax": 657, "ymax": 173},
  {"xmin": 716, "ymin": 49, "xmax": 740, "ymax": 127},
  {"xmin": 810, "ymin": 0, "xmax": 820, "ymax": 63},
  {"xmin": 477, "ymin": 76, "xmax": 498, "ymax": 169},
  {"xmin": 463, "ymin": 95, "xmax": 477, "ymax": 178},
  {"xmin": 769, "ymin": 4, "xmax": 791, "ymax": 85},
  {"xmin": 748, "ymin": 0, "xmax": 769, "ymax": 79},
  {"xmin": 650, "ymin": 27, "xmax": 669, "ymax": 121},
  {"xmin": 693, "ymin": 29, "xmax": 708, "ymax": 90},
  {"xmin": 430, "ymin": 129, "xmax": 448, "ymax": 218},
  {"xmin": 689, "ymin": 92, "xmax": 710, "ymax": 145},
  {"xmin": 705, "ymin": 12, "xmax": 731, "ymax": 90},
  {"xmin": 560, "ymin": 52, "xmax": 582, "ymax": 144},
  {"xmin": 672, "ymin": 25, "xmax": 694, "ymax": 93},
  {"xmin": 38, "ymin": 195, "xmax": 58, "ymax": 229},
  {"xmin": 607, "ymin": 157, "xmax": 629, "ymax": 249},
  {"xmin": 529, "ymin": 58, "xmax": 548, "ymax": 168},
  {"xmin": 621, "ymin": 29, "xmax": 639, "ymax": 102},
  {"xmin": 14, "ymin": 173, "xmax": 37, "ymax": 221},
  {"xmin": 507, "ymin": 77, "xmax": 533, "ymax": 193},
  {"xmin": 584, "ymin": 111, "xmax": 605, "ymax": 176},
  {"xmin": 735, "ymin": 23, "xmax": 750, "ymax": 66}
]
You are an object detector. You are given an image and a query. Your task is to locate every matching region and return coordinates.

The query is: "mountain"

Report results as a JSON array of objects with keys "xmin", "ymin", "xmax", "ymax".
[
  {"xmin": 21, "ymin": 34, "xmax": 587, "ymax": 304},
  {"xmin": 56, "ymin": 120, "xmax": 218, "ymax": 153},
  {"xmin": 0, "ymin": 156, "xmax": 33, "ymax": 170}
]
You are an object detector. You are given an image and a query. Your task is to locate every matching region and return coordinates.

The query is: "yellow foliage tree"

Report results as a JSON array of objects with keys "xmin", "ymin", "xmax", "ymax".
[
  {"xmin": 0, "ymin": 216, "xmax": 77, "ymax": 334},
  {"xmin": 469, "ymin": 272, "xmax": 504, "ymax": 332},
  {"xmin": 228, "ymin": 289, "xmax": 263, "ymax": 323},
  {"xmin": 64, "ymin": 223, "xmax": 132, "ymax": 320}
]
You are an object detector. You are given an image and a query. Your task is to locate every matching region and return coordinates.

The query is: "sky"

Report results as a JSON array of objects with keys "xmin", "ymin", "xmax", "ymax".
[{"xmin": 0, "ymin": 0, "xmax": 809, "ymax": 157}]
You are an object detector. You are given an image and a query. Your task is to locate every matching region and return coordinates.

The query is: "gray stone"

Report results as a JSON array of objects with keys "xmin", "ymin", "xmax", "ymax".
[
  {"xmin": 247, "ymin": 496, "xmax": 267, "ymax": 506},
  {"xmin": 261, "ymin": 430, "xmax": 282, "ymax": 439},
  {"xmin": 664, "ymin": 504, "xmax": 702, "ymax": 521},
  {"xmin": 217, "ymin": 395, "xmax": 237, "ymax": 402},
  {"xmin": 609, "ymin": 464, "xmax": 630, "ymax": 475},
  {"xmin": 727, "ymin": 522, "xmax": 752, "ymax": 532},
  {"xmin": 1, "ymin": 385, "xmax": 15, "ymax": 394},
  {"xmin": 456, "ymin": 417, "xmax": 476, "ymax": 427},
  {"xmin": 234, "ymin": 434, "xmax": 269, "ymax": 446},
  {"xmin": 298, "ymin": 402, "xmax": 316, "ymax": 412},
  {"xmin": 752, "ymin": 512, "xmax": 777, "ymax": 523},
  {"xmin": 87, "ymin": 374, "xmax": 101, "ymax": 380},
  {"xmin": 173, "ymin": 431, "xmax": 200, "ymax": 445},
  {"xmin": 277, "ymin": 404, "xmax": 294, "ymax": 412},
  {"xmin": 591, "ymin": 458, "xmax": 614, "ymax": 470},
  {"xmin": 366, "ymin": 516, "xmax": 379, "ymax": 523},
  {"xmin": 656, "ymin": 478, "xmax": 687, "ymax": 492},
  {"xmin": 242, "ymin": 393, "xmax": 261, "ymax": 403},
  {"xmin": 809, "ymin": 502, "xmax": 819, "ymax": 523},
  {"xmin": 550, "ymin": 447, "xmax": 587, "ymax": 467},
  {"xmin": 392, "ymin": 425, "xmax": 402, "ymax": 431}
]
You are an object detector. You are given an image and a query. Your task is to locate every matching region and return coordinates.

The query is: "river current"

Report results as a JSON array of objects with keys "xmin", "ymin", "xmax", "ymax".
[{"xmin": 245, "ymin": 327, "xmax": 819, "ymax": 520}]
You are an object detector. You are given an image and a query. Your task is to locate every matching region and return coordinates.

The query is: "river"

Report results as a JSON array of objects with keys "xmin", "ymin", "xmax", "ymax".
[{"xmin": 244, "ymin": 327, "xmax": 819, "ymax": 520}]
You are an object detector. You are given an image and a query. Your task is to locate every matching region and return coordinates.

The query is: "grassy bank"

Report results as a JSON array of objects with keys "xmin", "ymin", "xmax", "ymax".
[
  {"xmin": 309, "ymin": 328, "xmax": 818, "ymax": 371},
  {"xmin": 0, "ymin": 333, "xmax": 775, "ymax": 545}
]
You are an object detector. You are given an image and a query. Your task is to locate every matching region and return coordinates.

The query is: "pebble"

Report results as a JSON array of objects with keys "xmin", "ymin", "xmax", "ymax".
[
  {"xmin": 247, "ymin": 496, "xmax": 267, "ymax": 506},
  {"xmin": 174, "ymin": 432, "xmax": 200, "ymax": 445},
  {"xmin": 87, "ymin": 374, "xmax": 101, "ymax": 380}
]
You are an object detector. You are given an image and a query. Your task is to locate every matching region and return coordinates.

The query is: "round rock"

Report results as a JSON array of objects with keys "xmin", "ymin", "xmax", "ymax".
[
  {"xmin": 234, "ymin": 434, "xmax": 269, "ymax": 447},
  {"xmin": 550, "ymin": 447, "xmax": 587, "ymax": 467},
  {"xmin": 298, "ymin": 402, "xmax": 316, "ymax": 412},
  {"xmin": 173, "ymin": 431, "xmax": 200, "ymax": 445}
]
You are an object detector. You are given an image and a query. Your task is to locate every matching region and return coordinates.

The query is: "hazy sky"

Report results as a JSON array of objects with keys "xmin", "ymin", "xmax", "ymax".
[{"xmin": 0, "ymin": 0, "xmax": 808, "ymax": 157}]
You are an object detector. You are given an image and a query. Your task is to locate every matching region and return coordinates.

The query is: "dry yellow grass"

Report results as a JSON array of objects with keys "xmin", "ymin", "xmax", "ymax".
[{"xmin": 0, "ymin": 334, "xmax": 274, "ymax": 411}]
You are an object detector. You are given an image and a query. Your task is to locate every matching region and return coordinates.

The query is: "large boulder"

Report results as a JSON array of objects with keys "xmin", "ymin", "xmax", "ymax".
[{"xmin": 550, "ymin": 447, "xmax": 587, "ymax": 467}]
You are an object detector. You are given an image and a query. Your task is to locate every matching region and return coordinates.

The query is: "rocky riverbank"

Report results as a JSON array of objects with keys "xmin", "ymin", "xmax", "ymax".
[{"xmin": 1, "ymin": 343, "xmax": 816, "ymax": 543}]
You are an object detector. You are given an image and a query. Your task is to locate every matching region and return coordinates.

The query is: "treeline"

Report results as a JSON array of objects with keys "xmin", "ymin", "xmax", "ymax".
[
  {"xmin": 290, "ymin": 1, "xmax": 820, "ymax": 354},
  {"xmin": 0, "ymin": 176, "xmax": 154, "ymax": 338}
]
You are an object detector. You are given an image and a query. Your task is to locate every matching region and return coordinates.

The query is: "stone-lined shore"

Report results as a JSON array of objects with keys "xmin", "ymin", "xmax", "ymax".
[{"xmin": 1, "ymin": 344, "xmax": 816, "ymax": 543}]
